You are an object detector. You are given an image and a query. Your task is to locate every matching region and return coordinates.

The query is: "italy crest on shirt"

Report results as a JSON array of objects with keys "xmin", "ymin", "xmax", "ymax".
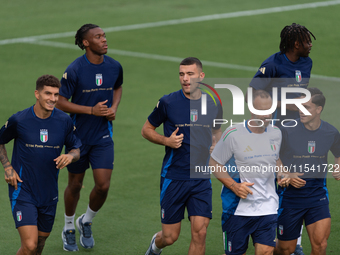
[
  {"xmin": 40, "ymin": 129, "xmax": 48, "ymax": 143},
  {"xmin": 295, "ymin": 70, "xmax": 302, "ymax": 83},
  {"xmin": 308, "ymin": 141, "xmax": 316, "ymax": 154},
  {"xmin": 190, "ymin": 109, "xmax": 198, "ymax": 122},
  {"xmin": 96, "ymin": 74, "xmax": 103, "ymax": 86}
]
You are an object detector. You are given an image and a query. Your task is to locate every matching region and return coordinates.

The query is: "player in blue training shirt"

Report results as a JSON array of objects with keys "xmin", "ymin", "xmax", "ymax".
[
  {"xmin": 0, "ymin": 75, "xmax": 81, "ymax": 255},
  {"xmin": 142, "ymin": 57, "xmax": 222, "ymax": 255},
  {"xmin": 274, "ymin": 88, "xmax": 340, "ymax": 255},
  {"xmin": 56, "ymin": 24, "xmax": 123, "ymax": 251},
  {"xmin": 249, "ymin": 23, "xmax": 315, "ymax": 132}
]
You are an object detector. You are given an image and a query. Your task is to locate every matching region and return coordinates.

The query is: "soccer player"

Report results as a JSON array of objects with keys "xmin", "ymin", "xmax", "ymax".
[
  {"xmin": 249, "ymin": 23, "xmax": 316, "ymax": 131},
  {"xmin": 210, "ymin": 90, "xmax": 289, "ymax": 255},
  {"xmin": 142, "ymin": 57, "xmax": 222, "ymax": 255},
  {"xmin": 0, "ymin": 75, "xmax": 81, "ymax": 255},
  {"xmin": 274, "ymin": 88, "xmax": 340, "ymax": 255},
  {"xmin": 56, "ymin": 24, "xmax": 123, "ymax": 251}
]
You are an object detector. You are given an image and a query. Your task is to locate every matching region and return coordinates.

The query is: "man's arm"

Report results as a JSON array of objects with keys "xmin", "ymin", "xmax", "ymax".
[
  {"xmin": 54, "ymin": 148, "xmax": 80, "ymax": 169},
  {"xmin": 209, "ymin": 157, "xmax": 253, "ymax": 199},
  {"xmin": 210, "ymin": 128, "xmax": 222, "ymax": 154},
  {"xmin": 276, "ymin": 158, "xmax": 290, "ymax": 187},
  {"xmin": 56, "ymin": 96, "xmax": 110, "ymax": 117},
  {"xmin": 0, "ymin": 144, "xmax": 22, "ymax": 190},
  {"xmin": 332, "ymin": 157, "xmax": 340, "ymax": 180},
  {"xmin": 141, "ymin": 120, "xmax": 183, "ymax": 149},
  {"xmin": 106, "ymin": 86, "xmax": 123, "ymax": 121}
]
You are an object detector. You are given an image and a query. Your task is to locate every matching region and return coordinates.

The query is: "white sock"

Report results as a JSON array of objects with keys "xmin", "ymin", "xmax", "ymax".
[
  {"xmin": 64, "ymin": 214, "xmax": 75, "ymax": 231},
  {"xmin": 82, "ymin": 205, "xmax": 97, "ymax": 223},
  {"xmin": 151, "ymin": 237, "xmax": 162, "ymax": 254},
  {"xmin": 297, "ymin": 225, "xmax": 303, "ymax": 246}
]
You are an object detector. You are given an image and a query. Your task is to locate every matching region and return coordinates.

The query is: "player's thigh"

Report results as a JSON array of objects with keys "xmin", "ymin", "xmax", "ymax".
[
  {"xmin": 37, "ymin": 204, "xmax": 57, "ymax": 233},
  {"xmin": 89, "ymin": 140, "xmax": 114, "ymax": 170},
  {"xmin": 186, "ymin": 179, "xmax": 212, "ymax": 220},
  {"xmin": 161, "ymin": 222, "xmax": 182, "ymax": 242},
  {"xmin": 251, "ymin": 215, "xmax": 276, "ymax": 249},
  {"xmin": 254, "ymin": 242, "xmax": 274, "ymax": 255},
  {"xmin": 277, "ymin": 207, "xmax": 304, "ymax": 241},
  {"xmin": 160, "ymin": 178, "xmax": 189, "ymax": 224},
  {"xmin": 305, "ymin": 205, "xmax": 331, "ymax": 245},
  {"xmin": 223, "ymin": 215, "xmax": 254, "ymax": 255},
  {"xmin": 17, "ymin": 225, "xmax": 39, "ymax": 248},
  {"xmin": 66, "ymin": 144, "xmax": 91, "ymax": 174},
  {"xmin": 189, "ymin": 215, "xmax": 210, "ymax": 235}
]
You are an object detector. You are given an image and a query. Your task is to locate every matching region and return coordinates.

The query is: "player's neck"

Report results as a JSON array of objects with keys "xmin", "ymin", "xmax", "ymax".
[
  {"xmin": 247, "ymin": 123, "xmax": 266, "ymax": 134},
  {"xmin": 303, "ymin": 118, "xmax": 321, "ymax": 131},
  {"xmin": 33, "ymin": 104, "xmax": 52, "ymax": 119},
  {"xmin": 184, "ymin": 89, "xmax": 202, "ymax": 100},
  {"xmin": 85, "ymin": 52, "xmax": 104, "ymax": 65},
  {"xmin": 285, "ymin": 51, "xmax": 299, "ymax": 62}
]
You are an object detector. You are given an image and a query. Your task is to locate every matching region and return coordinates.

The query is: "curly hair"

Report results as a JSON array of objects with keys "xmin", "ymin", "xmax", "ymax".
[{"xmin": 75, "ymin": 23, "xmax": 99, "ymax": 50}]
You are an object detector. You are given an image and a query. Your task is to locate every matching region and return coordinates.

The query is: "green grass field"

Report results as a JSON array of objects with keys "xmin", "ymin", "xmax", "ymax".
[{"xmin": 1, "ymin": 0, "xmax": 340, "ymax": 254}]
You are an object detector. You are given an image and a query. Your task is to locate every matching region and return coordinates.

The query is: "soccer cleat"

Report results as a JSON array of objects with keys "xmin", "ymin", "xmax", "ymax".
[
  {"xmin": 62, "ymin": 229, "xmax": 79, "ymax": 251},
  {"xmin": 292, "ymin": 245, "xmax": 305, "ymax": 255},
  {"xmin": 76, "ymin": 214, "xmax": 95, "ymax": 249},
  {"xmin": 145, "ymin": 233, "xmax": 162, "ymax": 255}
]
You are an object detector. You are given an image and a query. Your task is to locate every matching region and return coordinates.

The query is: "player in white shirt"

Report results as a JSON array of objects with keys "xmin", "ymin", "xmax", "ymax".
[{"xmin": 210, "ymin": 90, "xmax": 289, "ymax": 255}]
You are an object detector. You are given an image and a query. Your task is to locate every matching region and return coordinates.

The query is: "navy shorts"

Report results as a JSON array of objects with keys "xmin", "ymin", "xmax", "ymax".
[
  {"xmin": 67, "ymin": 139, "xmax": 114, "ymax": 173},
  {"xmin": 277, "ymin": 205, "xmax": 331, "ymax": 241},
  {"xmin": 223, "ymin": 214, "xmax": 277, "ymax": 255},
  {"xmin": 160, "ymin": 178, "xmax": 212, "ymax": 224},
  {"xmin": 11, "ymin": 200, "xmax": 57, "ymax": 233}
]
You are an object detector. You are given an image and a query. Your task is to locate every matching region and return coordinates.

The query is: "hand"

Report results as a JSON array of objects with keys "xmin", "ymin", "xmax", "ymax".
[
  {"xmin": 289, "ymin": 172, "xmax": 306, "ymax": 188},
  {"xmin": 92, "ymin": 100, "xmax": 109, "ymax": 116},
  {"xmin": 54, "ymin": 154, "xmax": 74, "ymax": 169},
  {"xmin": 332, "ymin": 167, "xmax": 340, "ymax": 180},
  {"xmin": 106, "ymin": 107, "xmax": 117, "ymax": 121},
  {"xmin": 277, "ymin": 173, "xmax": 290, "ymax": 188},
  {"xmin": 231, "ymin": 182, "xmax": 254, "ymax": 199},
  {"xmin": 4, "ymin": 167, "xmax": 22, "ymax": 190},
  {"xmin": 210, "ymin": 135, "xmax": 216, "ymax": 154},
  {"xmin": 166, "ymin": 127, "xmax": 184, "ymax": 149}
]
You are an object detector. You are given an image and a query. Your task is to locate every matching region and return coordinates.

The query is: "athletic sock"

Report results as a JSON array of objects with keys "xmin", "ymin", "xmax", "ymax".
[
  {"xmin": 64, "ymin": 214, "xmax": 75, "ymax": 231},
  {"xmin": 82, "ymin": 205, "xmax": 97, "ymax": 223},
  {"xmin": 297, "ymin": 225, "xmax": 303, "ymax": 246},
  {"xmin": 151, "ymin": 237, "xmax": 162, "ymax": 254}
]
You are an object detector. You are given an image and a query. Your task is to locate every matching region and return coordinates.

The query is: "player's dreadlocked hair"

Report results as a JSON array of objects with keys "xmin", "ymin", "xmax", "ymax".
[
  {"xmin": 279, "ymin": 23, "xmax": 316, "ymax": 54},
  {"xmin": 75, "ymin": 23, "xmax": 99, "ymax": 50}
]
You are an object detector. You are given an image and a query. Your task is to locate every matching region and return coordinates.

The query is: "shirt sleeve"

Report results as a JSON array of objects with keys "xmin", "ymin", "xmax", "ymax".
[
  {"xmin": 147, "ymin": 98, "xmax": 167, "ymax": 128},
  {"xmin": 330, "ymin": 129, "xmax": 340, "ymax": 158},
  {"xmin": 114, "ymin": 63, "xmax": 123, "ymax": 90},
  {"xmin": 211, "ymin": 127, "xmax": 235, "ymax": 165},
  {"xmin": 213, "ymin": 101, "xmax": 223, "ymax": 130},
  {"xmin": 64, "ymin": 117, "xmax": 82, "ymax": 151},
  {"xmin": 0, "ymin": 115, "xmax": 18, "ymax": 144},
  {"xmin": 60, "ymin": 67, "xmax": 78, "ymax": 99},
  {"xmin": 249, "ymin": 60, "xmax": 276, "ymax": 90}
]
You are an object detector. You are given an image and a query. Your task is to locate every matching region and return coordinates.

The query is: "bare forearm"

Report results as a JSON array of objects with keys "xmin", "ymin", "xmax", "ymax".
[
  {"xmin": 111, "ymin": 86, "xmax": 122, "ymax": 111},
  {"xmin": 0, "ymin": 144, "xmax": 15, "ymax": 179},
  {"xmin": 68, "ymin": 148, "xmax": 80, "ymax": 163},
  {"xmin": 56, "ymin": 99, "xmax": 92, "ymax": 115}
]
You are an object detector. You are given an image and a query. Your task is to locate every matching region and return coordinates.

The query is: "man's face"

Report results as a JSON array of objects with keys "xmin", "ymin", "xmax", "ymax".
[
  {"xmin": 83, "ymin": 27, "xmax": 108, "ymax": 55},
  {"xmin": 299, "ymin": 98, "xmax": 321, "ymax": 124},
  {"xmin": 251, "ymin": 96, "xmax": 273, "ymax": 128},
  {"xmin": 179, "ymin": 64, "xmax": 204, "ymax": 97},
  {"xmin": 35, "ymin": 86, "xmax": 59, "ymax": 112},
  {"xmin": 297, "ymin": 36, "xmax": 312, "ymax": 57}
]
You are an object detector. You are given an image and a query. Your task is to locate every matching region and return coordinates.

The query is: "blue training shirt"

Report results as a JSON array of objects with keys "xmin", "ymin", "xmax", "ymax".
[
  {"xmin": 278, "ymin": 119, "xmax": 340, "ymax": 208},
  {"xmin": 0, "ymin": 106, "xmax": 82, "ymax": 207},
  {"xmin": 148, "ymin": 90, "xmax": 222, "ymax": 180},
  {"xmin": 249, "ymin": 52, "xmax": 312, "ymax": 127},
  {"xmin": 60, "ymin": 54, "xmax": 123, "ymax": 145}
]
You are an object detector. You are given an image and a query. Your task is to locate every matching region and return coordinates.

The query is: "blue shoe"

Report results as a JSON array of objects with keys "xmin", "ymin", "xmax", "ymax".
[
  {"xmin": 293, "ymin": 245, "xmax": 305, "ymax": 255},
  {"xmin": 62, "ymin": 229, "xmax": 79, "ymax": 251},
  {"xmin": 145, "ymin": 233, "xmax": 162, "ymax": 255},
  {"xmin": 76, "ymin": 214, "xmax": 95, "ymax": 249}
]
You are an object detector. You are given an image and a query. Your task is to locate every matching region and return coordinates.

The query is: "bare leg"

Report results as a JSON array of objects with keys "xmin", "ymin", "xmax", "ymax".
[{"xmin": 188, "ymin": 216, "xmax": 210, "ymax": 255}]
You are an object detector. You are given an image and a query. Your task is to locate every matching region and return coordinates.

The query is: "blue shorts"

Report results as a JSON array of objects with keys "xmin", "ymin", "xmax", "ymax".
[
  {"xmin": 160, "ymin": 178, "xmax": 212, "ymax": 224},
  {"xmin": 277, "ymin": 205, "xmax": 331, "ymax": 241},
  {"xmin": 11, "ymin": 200, "xmax": 57, "ymax": 233},
  {"xmin": 67, "ymin": 139, "xmax": 114, "ymax": 173},
  {"xmin": 223, "ymin": 214, "xmax": 277, "ymax": 255}
]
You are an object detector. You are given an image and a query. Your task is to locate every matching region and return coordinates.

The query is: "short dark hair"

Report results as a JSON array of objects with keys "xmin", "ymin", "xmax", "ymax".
[
  {"xmin": 75, "ymin": 23, "xmax": 100, "ymax": 50},
  {"xmin": 279, "ymin": 23, "xmax": 316, "ymax": 54},
  {"xmin": 307, "ymin": 87, "xmax": 325, "ymax": 110},
  {"xmin": 36, "ymin": 75, "xmax": 61, "ymax": 91},
  {"xmin": 253, "ymin": 89, "xmax": 271, "ymax": 100},
  {"xmin": 180, "ymin": 57, "xmax": 203, "ymax": 70}
]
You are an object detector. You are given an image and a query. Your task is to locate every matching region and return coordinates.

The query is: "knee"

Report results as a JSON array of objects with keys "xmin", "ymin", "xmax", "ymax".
[
  {"xmin": 22, "ymin": 240, "xmax": 37, "ymax": 254},
  {"xmin": 162, "ymin": 232, "xmax": 179, "ymax": 246},
  {"xmin": 67, "ymin": 179, "xmax": 83, "ymax": 193},
  {"xmin": 314, "ymin": 239, "xmax": 328, "ymax": 252},
  {"xmin": 192, "ymin": 226, "xmax": 207, "ymax": 244},
  {"xmin": 95, "ymin": 181, "xmax": 110, "ymax": 195}
]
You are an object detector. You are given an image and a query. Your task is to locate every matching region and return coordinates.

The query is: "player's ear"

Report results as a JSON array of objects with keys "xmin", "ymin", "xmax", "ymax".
[
  {"xmin": 83, "ymin": 39, "xmax": 89, "ymax": 47},
  {"xmin": 34, "ymin": 90, "xmax": 40, "ymax": 100},
  {"xmin": 200, "ymin": 71, "xmax": 205, "ymax": 80},
  {"xmin": 316, "ymin": 105, "xmax": 323, "ymax": 114},
  {"xmin": 294, "ymin": 40, "xmax": 300, "ymax": 49}
]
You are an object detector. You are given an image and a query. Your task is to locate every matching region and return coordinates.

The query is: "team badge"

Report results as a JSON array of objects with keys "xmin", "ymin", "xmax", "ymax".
[
  {"xmin": 190, "ymin": 109, "xmax": 198, "ymax": 122},
  {"xmin": 96, "ymin": 74, "xmax": 103, "ymax": 86},
  {"xmin": 40, "ymin": 129, "xmax": 48, "ymax": 143},
  {"xmin": 308, "ymin": 141, "xmax": 316, "ymax": 154},
  {"xmin": 228, "ymin": 241, "xmax": 232, "ymax": 252},
  {"xmin": 17, "ymin": 211, "xmax": 22, "ymax": 222},
  {"xmin": 161, "ymin": 208, "xmax": 165, "ymax": 219},
  {"xmin": 270, "ymin": 139, "xmax": 276, "ymax": 151},
  {"xmin": 295, "ymin": 70, "xmax": 302, "ymax": 83},
  {"xmin": 279, "ymin": 225, "xmax": 284, "ymax": 235}
]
